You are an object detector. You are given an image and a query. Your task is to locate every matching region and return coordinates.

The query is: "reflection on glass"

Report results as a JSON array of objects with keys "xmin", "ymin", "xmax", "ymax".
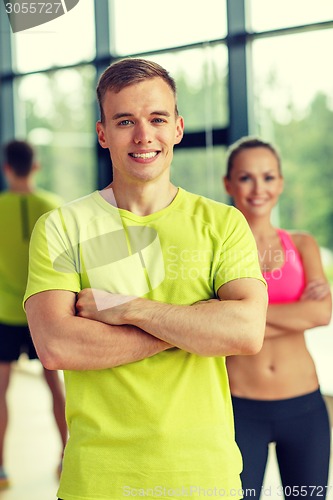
[
  {"xmin": 12, "ymin": 0, "xmax": 95, "ymax": 72},
  {"xmin": 138, "ymin": 46, "xmax": 228, "ymax": 132},
  {"xmin": 110, "ymin": 0, "xmax": 227, "ymax": 55},
  {"xmin": 249, "ymin": 0, "xmax": 333, "ymax": 31},
  {"xmin": 172, "ymin": 147, "xmax": 228, "ymax": 203},
  {"xmin": 14, "ymin": 66, "xmax": 97, "ymax": 201}
]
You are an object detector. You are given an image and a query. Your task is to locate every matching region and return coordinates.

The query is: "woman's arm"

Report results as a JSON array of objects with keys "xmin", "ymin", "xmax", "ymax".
[{"xmin": 266, "ymin": 233, "xmax": 332, "ymax": 333}]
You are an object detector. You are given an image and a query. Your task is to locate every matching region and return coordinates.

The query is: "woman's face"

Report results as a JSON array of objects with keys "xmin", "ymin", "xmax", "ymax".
[{"xmin": 224, "ymin": 147, "xmax": 284, "ymax": 219}]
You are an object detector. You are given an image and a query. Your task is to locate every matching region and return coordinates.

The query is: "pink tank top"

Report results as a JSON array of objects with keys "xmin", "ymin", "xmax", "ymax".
[{"xmin": 262, "ymin": 229, "xmax": 305, "ymax": 304}]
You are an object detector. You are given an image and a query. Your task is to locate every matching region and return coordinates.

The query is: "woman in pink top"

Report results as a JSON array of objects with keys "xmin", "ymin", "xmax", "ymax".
[{"xmin": 224, "ymin": 137, "xmax": 332, "ymax": 499}]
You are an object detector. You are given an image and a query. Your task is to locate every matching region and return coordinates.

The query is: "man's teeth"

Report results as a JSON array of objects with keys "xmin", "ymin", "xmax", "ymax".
[{"xmin": 131, "ymin": 152, "xmax": 157, "ymax": 159}]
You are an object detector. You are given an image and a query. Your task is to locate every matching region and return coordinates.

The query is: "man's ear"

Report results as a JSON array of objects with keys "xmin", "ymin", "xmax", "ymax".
[
  {"xmin": 31, "ymin": 161, "xmax": 40, "ymax": 173},
  {"xmin": 3, "ymin": 163, "xmax": 10, "ymax": 175},
  {"xmin": 96, "ymin": 121, "xmax": 108, "ymax": 149},
  {"xmin": 174, "ymin": 116, "xmax": 185, "ymax": 145}
]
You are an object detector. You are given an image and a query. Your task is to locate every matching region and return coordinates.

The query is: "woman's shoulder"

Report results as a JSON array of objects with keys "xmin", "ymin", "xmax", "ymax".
[{"xmin": 283, "ymin": 229, "xmax": 319, "ymax": 254}]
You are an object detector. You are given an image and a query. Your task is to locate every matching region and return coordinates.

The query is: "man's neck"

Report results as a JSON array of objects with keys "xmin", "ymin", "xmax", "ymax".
[
  {"xmin": 103, "ymin": 180, "xmax": 178, "ymax": 217},
  {"xmin": 8, "ymin": 178, "xmax": 35, "ymax": 194}
]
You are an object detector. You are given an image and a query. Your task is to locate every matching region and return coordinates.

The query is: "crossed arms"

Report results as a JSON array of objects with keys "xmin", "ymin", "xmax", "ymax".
[
  {"xmin": 265, "ymin": 233, "xmax": 332, "ymax": 339},
  {"xmin": 25, "ymin": 277, "xmax": 267, "ymax": 371}
]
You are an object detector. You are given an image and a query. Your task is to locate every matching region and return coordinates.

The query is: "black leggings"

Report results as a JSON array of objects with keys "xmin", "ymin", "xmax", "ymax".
[{"xmin": 232, "ymin": 390, "xmax": 331, "ymax": 499}]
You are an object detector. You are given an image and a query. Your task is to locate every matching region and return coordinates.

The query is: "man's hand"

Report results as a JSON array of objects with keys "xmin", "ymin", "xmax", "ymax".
[{"xmin": 76, "ymin": 288, "xmax": 137, "ymax": 325}]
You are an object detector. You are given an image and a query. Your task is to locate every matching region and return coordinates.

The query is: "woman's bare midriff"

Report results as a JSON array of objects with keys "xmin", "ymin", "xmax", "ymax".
[{"xmin": 226, "ymin": 331, "xmax": 319, "ymax": 400}]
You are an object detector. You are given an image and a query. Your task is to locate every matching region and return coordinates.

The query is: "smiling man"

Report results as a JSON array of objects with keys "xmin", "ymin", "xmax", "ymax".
[{"xmin": 24, "ymin": 58, "xmax": 267, "ymax": 500}]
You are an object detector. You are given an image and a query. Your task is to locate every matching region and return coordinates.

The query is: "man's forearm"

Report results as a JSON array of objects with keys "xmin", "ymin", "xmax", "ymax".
[
  {"xmin": 76, "ymin": 280, "xmax": 267, "ymax": 357},
  {"xmin": 26, "ymin": 291, "xmax": 172, "ymax": 371},
  {"xmin": 37, "ymin": 316, "xmax": 171, "ymax": 371},
  {"xmin": 94, "ymin": 296, "xmax": 264, "ymax": 357}
]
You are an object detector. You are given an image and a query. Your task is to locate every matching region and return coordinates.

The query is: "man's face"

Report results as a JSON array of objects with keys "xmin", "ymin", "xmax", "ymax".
[{"xmin": 96, "ymin": 77, "xmax": 184, "ymax": 186}]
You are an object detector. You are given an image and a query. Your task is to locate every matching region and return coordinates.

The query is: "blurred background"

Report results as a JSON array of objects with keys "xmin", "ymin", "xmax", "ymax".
[{"xmin": 0, "ymin": 1, "xmax": 333, "ymax": 497}]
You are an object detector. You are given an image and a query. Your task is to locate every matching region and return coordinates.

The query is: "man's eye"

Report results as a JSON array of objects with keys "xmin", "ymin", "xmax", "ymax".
[
  {"xmin": 239, "ymin": 176, "xmax": 250, "ymax": 182},
  {"xmin": 265, "ymin": 176, "xmax": 275, "ymax": 181},
  {"xmin": 152, "ymin": 118, "xmax": 165, "ymax": 123},
  {"xmin": 118, "ymin": 119, "xmax": 132, "ymax": 126}
]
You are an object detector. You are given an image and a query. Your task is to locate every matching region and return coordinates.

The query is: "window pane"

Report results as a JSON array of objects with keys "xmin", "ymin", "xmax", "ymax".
[
  {"xmin": 12, "ymin": 0, "xmax": 95, "ymax": 72},
  {"xmin": 135, "ymin": 46, "xmax": 228, "ymax": 132},
  {"xmin": 110, "ymin": 0, "xmax": 227, "ymax": 55},
  {"xmin": 252, "ymin": 30, "xmax": 333, "ymax": 127},
  {"xmin": 249, "ymin": 0, "xmax": 333, "ymax": 31},
  {"xmin": 15, "ymin": 66, "xmax": 97, "ymax": 202},
  {"xmin": 172, "ymin": 147, "xmax": 228, "ymax": 203}
]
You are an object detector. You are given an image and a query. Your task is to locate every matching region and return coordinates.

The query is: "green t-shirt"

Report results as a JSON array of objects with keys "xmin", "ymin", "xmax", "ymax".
[
  {"xmin": 24, "ymin": 188, "xmax": 265, "ymax": 500},
  {"xmin": 0, "ymin": 189, "xmax": 63, "ymax": 325}
]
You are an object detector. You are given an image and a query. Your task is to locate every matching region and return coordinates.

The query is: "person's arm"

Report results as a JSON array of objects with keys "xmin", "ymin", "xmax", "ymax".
[
  {"xmin": 25, "ymin": 290, "xmax": 172, "ymax": 371},
  {"xmin": 76, "ymin": 277, "xmax": 268, "ymax": 357},
  {"xmin": 266, "ymin": 233, "xmax": 332, "ymax": 335}
]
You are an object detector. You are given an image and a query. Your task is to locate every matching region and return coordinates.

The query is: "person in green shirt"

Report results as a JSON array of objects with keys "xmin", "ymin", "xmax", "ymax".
[
  {"xmin": 0, "ymin": 140, "xmax": 67, "ymax": 489},
  {"xmin": 24, "ymin": 58, "xmax": 268, "ymax": 500}
]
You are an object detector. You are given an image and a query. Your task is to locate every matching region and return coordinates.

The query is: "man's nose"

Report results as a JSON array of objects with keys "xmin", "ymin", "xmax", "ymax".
[{"xmin": 133, "ymin": 122, "xmax": 152, "ymax": 144}]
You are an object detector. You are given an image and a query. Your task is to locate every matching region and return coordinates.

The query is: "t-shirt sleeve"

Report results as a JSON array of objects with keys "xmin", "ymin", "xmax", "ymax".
[
  {"xmin": 214, "ymin": 207, "xmax": 265, "ymax": 294},
  {"xmin": 23, "ymin": 208, "xmax": 81, "ymax": 306}
]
